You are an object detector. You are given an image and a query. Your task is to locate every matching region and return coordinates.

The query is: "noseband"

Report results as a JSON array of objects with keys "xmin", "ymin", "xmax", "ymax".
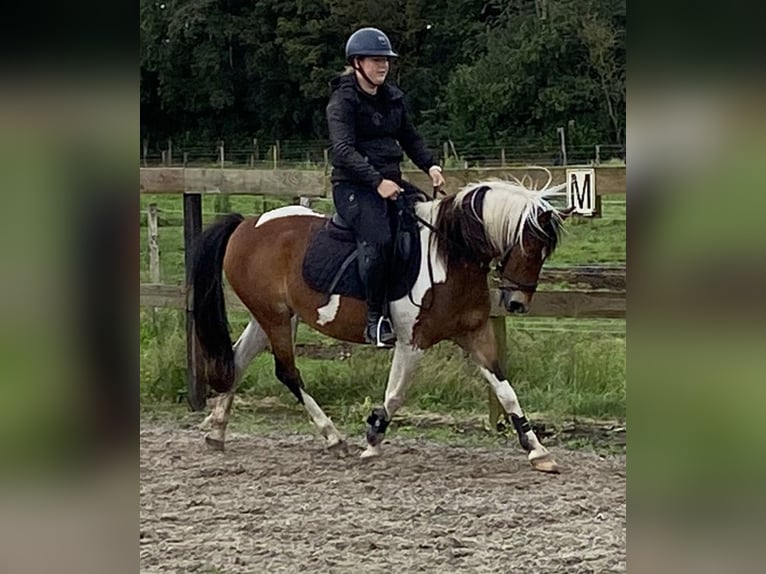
[{"xmin": 495, "ymin": 249, "xmax": 539, "ymax": 294}]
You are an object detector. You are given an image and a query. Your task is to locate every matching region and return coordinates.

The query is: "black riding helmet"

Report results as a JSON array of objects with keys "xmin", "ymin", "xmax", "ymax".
[{"xmin": 345, "ymin": 27, "xmax": 398, "ymax": 61}]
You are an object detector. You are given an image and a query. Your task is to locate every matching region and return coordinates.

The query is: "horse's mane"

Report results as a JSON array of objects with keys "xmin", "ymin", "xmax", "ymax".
[{"xmin": 415, "ymin": 180, "xmax": 565, "ymax": 267}]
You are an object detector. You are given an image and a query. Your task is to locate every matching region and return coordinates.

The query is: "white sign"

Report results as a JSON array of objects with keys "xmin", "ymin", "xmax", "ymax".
[{"xmin": 566, "ymin": 168, "xmax": 596, "ymax": 216}]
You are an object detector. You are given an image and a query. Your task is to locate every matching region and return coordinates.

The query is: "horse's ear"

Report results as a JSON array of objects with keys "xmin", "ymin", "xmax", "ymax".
[
  {"xmin": 557, "ymin": 206, "xmax": 576, "ymax": 220},
  {"xmin": 537, "ymin": 210, "xmax": 553, "ymax": 226}
]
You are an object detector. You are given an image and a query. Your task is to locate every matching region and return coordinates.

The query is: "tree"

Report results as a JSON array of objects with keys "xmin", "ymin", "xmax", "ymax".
[{"xmin": 140, "ymin": 0, "xmax": 626, "ymax": 157}]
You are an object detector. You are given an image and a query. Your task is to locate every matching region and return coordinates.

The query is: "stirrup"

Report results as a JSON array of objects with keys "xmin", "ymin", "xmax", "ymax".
[{"xmin": 365, "ymin": 316, "xmax": 396, "ymax": 348}]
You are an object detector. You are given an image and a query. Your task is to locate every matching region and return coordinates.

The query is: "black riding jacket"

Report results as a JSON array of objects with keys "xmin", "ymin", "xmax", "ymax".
[{"xmin": 326, "ymin": 74, "xmax": 435, "ymax": 190}]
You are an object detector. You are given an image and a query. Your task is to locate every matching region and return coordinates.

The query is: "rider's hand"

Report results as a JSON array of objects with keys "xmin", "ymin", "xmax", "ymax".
[
  {"xmin": 377, "ymin": 179, "xmax": 402, "ymax": 200},
  {"xmin": 429, "ymin": 165, "xmax": 445, "ymax": 190}
]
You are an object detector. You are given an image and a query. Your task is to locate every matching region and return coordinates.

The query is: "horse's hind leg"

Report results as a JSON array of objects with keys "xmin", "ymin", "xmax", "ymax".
[
  {"xmin": 268, "ymin": 316, "xmax": 346, "ymax": 451},
  {"xmin": 201, "ymin": 317, "xmax": 268, "ymax": 450},
  {"xmin": 456, "ymin": 321, "xmax": 559, "ymax": 473}
]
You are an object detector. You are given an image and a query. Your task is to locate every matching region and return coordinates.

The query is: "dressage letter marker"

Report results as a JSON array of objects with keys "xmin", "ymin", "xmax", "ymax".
[{"xmin": 566, "ymin": 168, "xmax": 597, "ymax": 216}]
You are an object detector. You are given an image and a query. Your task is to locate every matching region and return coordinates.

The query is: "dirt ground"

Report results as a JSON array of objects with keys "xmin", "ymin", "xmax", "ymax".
[{"xmin": 140, "ymin": 424, "xmax": 625, "ymax": 573}]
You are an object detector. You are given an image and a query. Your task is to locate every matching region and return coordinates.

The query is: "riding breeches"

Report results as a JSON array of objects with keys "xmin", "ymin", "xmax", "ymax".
[{"xmin": 332, "ymin": 182, "xmax": 397, "ymax": 315}]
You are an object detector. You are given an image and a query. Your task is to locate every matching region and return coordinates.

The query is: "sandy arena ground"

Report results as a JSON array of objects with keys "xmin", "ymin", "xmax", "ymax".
[{"xmin": 140, "ymin": 424, "xmax": 625, "ymax": 573}]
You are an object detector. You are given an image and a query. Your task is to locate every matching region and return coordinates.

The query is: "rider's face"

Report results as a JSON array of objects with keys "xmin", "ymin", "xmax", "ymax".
[{"xmin": 358, "ymin": 57, "xmax": 390, "ymax": 85}]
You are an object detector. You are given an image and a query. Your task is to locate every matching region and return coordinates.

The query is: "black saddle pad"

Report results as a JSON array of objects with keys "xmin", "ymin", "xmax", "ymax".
[{"xmin": 302, "ymin": 216, "xmax": 421, "ymax": 302}]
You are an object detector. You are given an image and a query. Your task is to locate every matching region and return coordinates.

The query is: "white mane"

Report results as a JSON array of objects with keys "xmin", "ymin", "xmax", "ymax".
[
  {"xmin": 412, "ymin": 177, "xmax": 566, "ymax": 264},
  {"xmin": 454, "ymin": 179, "xmax": 565, "ymax": 255}
]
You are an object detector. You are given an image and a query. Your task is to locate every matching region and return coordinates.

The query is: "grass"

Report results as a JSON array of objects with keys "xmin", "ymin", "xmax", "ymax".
[{"xmin": 140, "ymin": 309, "xmax": 625, "ymax": 423}]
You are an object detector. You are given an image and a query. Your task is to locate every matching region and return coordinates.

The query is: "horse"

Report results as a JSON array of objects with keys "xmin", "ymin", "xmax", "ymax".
[{"xmin": 192, "ymin": 180, "xmax": 568, "ymax": 473}]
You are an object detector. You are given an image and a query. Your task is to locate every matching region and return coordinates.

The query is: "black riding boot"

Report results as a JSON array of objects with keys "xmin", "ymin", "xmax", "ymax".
[{"xmin": 358, "ymin": 241, "xmax": 396, "ymax": 348}]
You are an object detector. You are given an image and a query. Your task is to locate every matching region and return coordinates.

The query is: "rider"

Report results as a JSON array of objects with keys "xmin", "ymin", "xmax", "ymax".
[{"xmin": 326, "ymin": 27, "xmax": 445, "ymax": 348}]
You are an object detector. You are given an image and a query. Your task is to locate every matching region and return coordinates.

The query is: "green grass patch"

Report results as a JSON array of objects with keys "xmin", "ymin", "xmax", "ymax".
[{"xmin": 140, "ymin": 309, "xmax": 625, "ymax": 422}]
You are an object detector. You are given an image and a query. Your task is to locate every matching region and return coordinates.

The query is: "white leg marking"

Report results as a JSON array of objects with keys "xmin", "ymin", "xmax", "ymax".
[
  {"xmin": 478, "ymin": 367, "xmax": 549, "ymax": 461},
  {"xmin": 360, "ymin": 343, "xmax": 423, "ymax": 460},
  {"xmin": 383, "ymin": 343, "xmax": 424, "ymax": 417},
  {"xmin": 300, "ymin": 389, "xmax": 343, "ymax": 447},
  {"xmin": 316, "ymin": 294, "xmax": 341, "ymax": 326},
  {"xmin": 206, "ymin": 319, "xmax": 268, "ymax": 445},
  {"xmin": 234, "ymin": 320, "xmax": 270, "ymax": 381}
]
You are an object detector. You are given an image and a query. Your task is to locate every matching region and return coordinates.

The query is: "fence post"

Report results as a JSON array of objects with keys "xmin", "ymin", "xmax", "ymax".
[
  {"xmin": 272, "ymin": 143, "xmax": 278, "ymax": 170},
  {"xmin": 253, "ymin": 138, "xmax": 259, "ymax": 161},
  {"xmin": 183, "ymin": 193, "xmax": 206, "ymax": 411},
  {"xmin": 276, "ymin": 140, "xmax": 281, "ymax": 169},
  {"xmin": 489, "ymin": 317, "xmax": 510, "ymax": 431},
  {"xmin": 142, "ymin": 138, "xmax": 148, "ymax": 167},
  {"xmin": 147, "ymin": 203, "xmax": 160, "ymax": 283},
  {"xmin": 595, "ymin": 144, "xmax": 601, "ymax": 166},
  {"xmin": 183, "ymin": 152, "xmax": 188, "ymax": 167},
  {"xmin": 219, "ymin": 140, "xmax": 225, "ymax": 169},
  {"xmin": 168, "ymin": 138, "xmax": 173, "ymax": 166},
  {"xmin": 557, "ymin": 127, "xmax": 568, "ymax": 166},
  {"xmin": 500, "ymin": 148, "xmax": 506, "ymax": 167}
]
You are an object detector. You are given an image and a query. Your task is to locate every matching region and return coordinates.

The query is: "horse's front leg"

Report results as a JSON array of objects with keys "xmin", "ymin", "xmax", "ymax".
[
  {"xmin": 361, "ymin": 342, "xmax": 423, "ymax": 458},
  {"xmin": 456, "ymin": 321, "xmax": 559, "ymax": 473}
]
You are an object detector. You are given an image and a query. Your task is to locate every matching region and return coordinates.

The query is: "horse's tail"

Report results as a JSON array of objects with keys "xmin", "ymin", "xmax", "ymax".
[{"xmin": 190, "ymin": 213, "xmax": 245, "ymax": 393}]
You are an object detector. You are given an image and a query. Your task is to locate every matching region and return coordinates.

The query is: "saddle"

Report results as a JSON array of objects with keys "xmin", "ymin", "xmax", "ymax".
[{"xmin": 301, "ymin": 194, "xmax": 422, "ymax": 302}]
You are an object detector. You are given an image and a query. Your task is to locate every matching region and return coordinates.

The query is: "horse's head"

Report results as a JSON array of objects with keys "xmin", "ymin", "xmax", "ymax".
[
  {"xmin": 496, "ymin": 206, "xmax": 570, "ymax": 313},
  {"xmin": 427, "ymin": 180, "xmax": 570, "ymax": 315}
]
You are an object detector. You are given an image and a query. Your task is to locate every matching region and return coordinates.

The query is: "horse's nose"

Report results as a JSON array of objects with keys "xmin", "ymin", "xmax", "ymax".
[{"xmin": 508, "ymin": 300, "xmax": 527, "ymax": 314}]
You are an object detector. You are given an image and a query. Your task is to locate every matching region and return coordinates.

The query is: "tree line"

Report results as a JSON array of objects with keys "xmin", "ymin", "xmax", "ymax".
[{"xmin": 140, "ymin": 0, "xmax": 625, "ymax": 159}]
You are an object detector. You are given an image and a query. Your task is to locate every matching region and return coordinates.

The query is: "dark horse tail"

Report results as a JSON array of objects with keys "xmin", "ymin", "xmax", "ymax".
[{"xmin": 190, "ymin": 213, "xmax": 245, "ymax": 393}]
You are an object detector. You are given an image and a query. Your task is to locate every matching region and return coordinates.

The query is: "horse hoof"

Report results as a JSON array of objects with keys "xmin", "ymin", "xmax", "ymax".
[
  {"xmin": 205, "ymin": 434, "xmax": 225, "ymax": 451},
  {"xmin": 360, "ymin": 445, "xmax": 381, "ymax": 459},
  {"xmin": 530, "ymin": 454, "xmax": 560, "ymax": 474}
]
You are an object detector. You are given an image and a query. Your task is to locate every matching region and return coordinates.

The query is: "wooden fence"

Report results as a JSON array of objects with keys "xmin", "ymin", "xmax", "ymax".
[
  {"xmin": 140, "ymin": 165, "xmax": 626, "ymax": 198},
  {"xmin": 140, "ymin": 166, "xmax": 625, "ymax": 417}
]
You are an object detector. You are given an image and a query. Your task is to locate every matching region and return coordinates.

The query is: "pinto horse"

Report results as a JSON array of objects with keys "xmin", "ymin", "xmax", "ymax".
[{"xmin": 192, "ymin": 180, "xmax": 567, "ymax": 473}]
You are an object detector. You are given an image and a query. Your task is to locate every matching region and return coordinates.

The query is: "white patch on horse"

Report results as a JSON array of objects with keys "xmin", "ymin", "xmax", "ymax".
[
  {"xmin": 300, "ymin": 388, "xmax": 343, "ymax": 447},
  {"xmin": 389, "ymin": 201, "xmax": 448, "ymax": 348},
  {"xmin": 255, "ymin": 205, "xmax": 322, "ymax": 227},
  {"xmin": 316, "ymin": 294, "xmax": 341, "ymax": 326}
]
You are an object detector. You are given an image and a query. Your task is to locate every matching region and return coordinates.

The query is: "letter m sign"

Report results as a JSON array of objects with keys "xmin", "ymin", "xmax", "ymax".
[{"xmin": 566, "ymin": 169, "xmax": 598, "ymax": 216}]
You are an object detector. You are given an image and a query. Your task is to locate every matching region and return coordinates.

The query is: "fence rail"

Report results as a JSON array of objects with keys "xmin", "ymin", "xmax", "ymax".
[
  {"xmin": 140, "ymin": 282, "xmax": 626, "ymax": 319},
  {"xmin": 140, "ymin": 165, "xmax": 626, "ymax": 197}
]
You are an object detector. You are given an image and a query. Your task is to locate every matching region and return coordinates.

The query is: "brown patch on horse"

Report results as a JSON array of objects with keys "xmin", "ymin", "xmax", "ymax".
[
  {"xmin": 223, "ymin": 215, "xmax": 369, "ymax": 345},
  {"xmin": 411, "ymin": 260, "xmax": 491, "ymax": 350}
]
